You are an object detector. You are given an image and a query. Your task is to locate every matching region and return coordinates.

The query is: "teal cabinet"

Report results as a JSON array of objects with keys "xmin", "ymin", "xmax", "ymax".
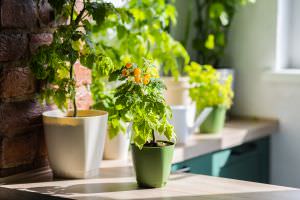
[{"xmin": 172, "ymin": 137, "xmax": 270, "ymax": 183}]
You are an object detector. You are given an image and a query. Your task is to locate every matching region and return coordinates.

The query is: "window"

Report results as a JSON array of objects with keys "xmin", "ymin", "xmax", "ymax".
[{"xmin": 276, "ymin": 0, "xmax": 300, "ymax": 69}]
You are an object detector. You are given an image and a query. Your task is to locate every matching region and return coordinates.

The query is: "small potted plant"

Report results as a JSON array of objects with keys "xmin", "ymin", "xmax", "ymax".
[
  {"xmin": 92, "ymin": 87, "xmax": 131, "ymax": 160},
  {"xmin": 185, "ymin": 62, "xmax": 234, "ymax": 133},
  {"xmin": 111, "ymin": 60, "xmax": 176, "ymax": 188},
  {"xmin": 103, "ymin": 121, "xmax": 131, "ymax": 160},
  {"xmin": 30, "ymin": 1, "xmax": 117, "ymax": 178},
  {"xmin": 91, "ymin": 0, "xmax": 193, "ymax": 144},
  {"xmin": 92, "ymin": 0, "xmax": 191, "ymax": 106}
]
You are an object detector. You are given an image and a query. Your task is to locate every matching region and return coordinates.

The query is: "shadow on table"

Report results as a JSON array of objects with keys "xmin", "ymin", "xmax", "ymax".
[
  {"xmin": 0, "ymin": 187, "xmax": 69, "ymax": 200},
  {"xmin": 27, "ymin": 182, "xmax": 139, "ymax": 195}
]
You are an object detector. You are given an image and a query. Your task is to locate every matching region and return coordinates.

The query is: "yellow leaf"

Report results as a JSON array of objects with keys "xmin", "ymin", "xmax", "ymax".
[{"xmin": 205, "ymin": 34, "xmax": 215, "ymax": 50}]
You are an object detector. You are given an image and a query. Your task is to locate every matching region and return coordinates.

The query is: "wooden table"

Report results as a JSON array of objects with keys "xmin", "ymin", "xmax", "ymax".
[
  {"xmin": 0, "ymin": 118, "xmax": 288, "ymax": 200},
  {"xmin": 1, "ymin": 167, "xmax": 300, "ymax": 200}
]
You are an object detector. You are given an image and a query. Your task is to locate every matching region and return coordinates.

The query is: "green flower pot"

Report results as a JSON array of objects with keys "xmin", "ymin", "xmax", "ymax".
[
  {"xmin": 200, "ymin": 106, "xmax": 227, "ymax": 133},
  {"xmin": 131, "ymin": 141, "xmax": 175, "ymax": 188}
]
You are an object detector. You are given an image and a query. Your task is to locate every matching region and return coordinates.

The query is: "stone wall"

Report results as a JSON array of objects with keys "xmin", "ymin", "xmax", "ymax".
[{"xmin": 0, "ymin": 0, "xmax": 54, "ymax": 177}]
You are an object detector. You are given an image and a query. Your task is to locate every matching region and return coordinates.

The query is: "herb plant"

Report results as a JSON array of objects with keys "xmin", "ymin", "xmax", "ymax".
[
  {"xmin": 31, "ymin": 0, "xmax": 118, "ymax": 116},
  {"xmin": 110, "ymin": 60, "xmax": 175, "ymax": 149},
  {"xmin": 185, "ymin": 62, "xmax": 234, "ymax": 111},
  {"xmin": 192, "ymin": 0, "xmax": 255, "ymax": 66}
]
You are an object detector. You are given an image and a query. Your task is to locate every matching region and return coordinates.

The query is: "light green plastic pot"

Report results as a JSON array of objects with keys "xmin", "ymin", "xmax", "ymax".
[
  {"xmin": 200, "ymin": 106, "xmax": 227, "ymax": 133},
  {"xmin": 131, "ymin": 141, "xmax": 175, "ymax": 188}
]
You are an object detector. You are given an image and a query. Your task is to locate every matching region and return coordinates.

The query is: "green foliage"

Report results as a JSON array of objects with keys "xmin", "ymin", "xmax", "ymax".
[
  {"xmin": 110, "ymin": 60, "xmax": 175, "ymax": 149},
  {"xmin": 91, "ymin": 0, "xmax": 190, "ymax": 137},
  {"xmin": 193, "ymin": 0, "xmax": 255, "ymax": 66},
  {"xmin": 91, "ymin": 0, "xmax": 190, "ymax": 78},
  {"xmin": 185, "ymin": 62, "xmax": 234, "ymax": 111},
  {"xmin": 31, "ymin": 0, "xmax": 117, "ymax": 113}
]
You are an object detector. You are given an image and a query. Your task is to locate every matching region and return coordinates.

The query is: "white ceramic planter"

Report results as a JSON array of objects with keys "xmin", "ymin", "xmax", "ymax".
[
  {"xmin": 43, "ymin": 110, "xmax": 108, "ymax": 179},
  {"xmin": 103, "ymin": 131, "xmax": 130, "ymax": 160},
  {"xmin": 162, "ymin": 77, "xmax": 192, "ymax": 106}
]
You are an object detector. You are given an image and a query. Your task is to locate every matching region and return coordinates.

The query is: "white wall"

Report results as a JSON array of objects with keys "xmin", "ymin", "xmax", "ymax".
[{"xmin": 225, "ymin": 0, "xmax": 300, "ymax": 187}]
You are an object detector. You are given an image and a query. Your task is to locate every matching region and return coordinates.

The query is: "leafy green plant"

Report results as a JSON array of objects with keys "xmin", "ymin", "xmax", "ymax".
[
  {"xmin": 31, "ymin": 0, "xmax": 118, "ymax": 116},
  {"xmin": 192, "ymin": 0, "xmax": 255, "ymax": 66},
  {"xmin": 109, "ymin": 60, "xmax": 175, "ymax": 149},
  {"xmin": 92, "ymin": 0, "xmax": 190, "ymax": 138},
  {"xmin": 185, "ymin": 62, "xmax": 234, "ymax": 111},
  {"xmin": 92, "ymin": 0, "xmax": 190, "ymax": 78}
]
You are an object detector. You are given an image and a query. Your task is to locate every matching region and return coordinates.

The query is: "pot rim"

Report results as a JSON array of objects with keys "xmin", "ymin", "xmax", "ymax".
[
  {"xmin": 43, "ymin": 109, "xmax": 108, "ymax": 119},
  {"xmin": 131, "ymin": 140, "xmax": 175, "ymax": 149},
  {"xmin": 161, "ymin": 76, "xmax": 189, "ymax": 82}
]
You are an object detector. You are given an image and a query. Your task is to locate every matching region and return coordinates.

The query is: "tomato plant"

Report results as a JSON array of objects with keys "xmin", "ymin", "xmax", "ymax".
[{"xmin": 110, "ymin": 60, "xmax": 175, "ymax": 149}]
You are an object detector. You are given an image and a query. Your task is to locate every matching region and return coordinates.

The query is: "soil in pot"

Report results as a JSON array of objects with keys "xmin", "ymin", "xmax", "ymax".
[
  {"xmin": 200, "ymin": 106, "xmax": 226, "ymax": 133},
  {"xmin": 131, "ymin": 141, "xmax": 174, "ymax": 188}
]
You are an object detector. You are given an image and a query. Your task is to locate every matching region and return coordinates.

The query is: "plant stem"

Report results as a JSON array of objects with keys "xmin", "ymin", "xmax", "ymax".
[
  {"xmin": 151, "ymin": 130, "xmax": 156, "ymax": 144},
  {"xmin": 70, "ymin": 0, "xmax": 77, "ymax": 117},
  {"xmin": 73, "ymin": 98, "xmax": 77, "ymax": 117},
  {"xmin": 75, "ymin": 3, "xmax": 86, "ymax": 26},
  {"xmin": 70, "ymin": 0, "xmax": 76, "ymax": 23},
  {"xmin": 70, "ymin": 63, "xmax": 77, "ymax": 117}
]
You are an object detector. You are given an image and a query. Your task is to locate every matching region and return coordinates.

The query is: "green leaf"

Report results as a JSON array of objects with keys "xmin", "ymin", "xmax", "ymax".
[
  {"xmin": 209, "ymin": 3, "xmax": 224, "ymax": 19},
  {"xmin": 117, "ymin": 25, "xmax": 127, "ymax": 39},
  {"xmin": 205, "ymin": 34, "xmax": 215, "ymax": 50}
]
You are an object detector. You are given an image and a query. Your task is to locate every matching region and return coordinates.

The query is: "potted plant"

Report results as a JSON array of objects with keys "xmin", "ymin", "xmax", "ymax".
[
  {"xmin": 91, "ymin": 0, "xmax": 194, "ymax": 145},
  {"xmin": 92, "ymin": 0, "xmax": 190, "ymax": 104},
  {"xmin": 103, "ymin": 123, "xmax": 131, "ymax": 160},
  {"xmin": 111, "ymin": 60, "xmax": 176, "ymax": 188},
  {"xmin": 185, "ymin": 62, "xmax": 234, "ymax": 133},
  {"xmin": 188, "ymin": 0, "xmax": 256, "ymax": 92},
  {"xmin": 30, "ymin": 1, "xmax": 118, "ymax": 178},
  {"xmin": 92, "ymin": 87, "xmax": 131, "ymax": 160}
]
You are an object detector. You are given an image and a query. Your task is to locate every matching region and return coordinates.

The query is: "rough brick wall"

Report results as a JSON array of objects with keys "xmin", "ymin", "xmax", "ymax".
[
  {"xmin": 74, "ymin": 62, "xmax": 93, "ymax": 110},
  {"xmin": 0, "ymin": 0, "xmax": 54, "ymax": 177}
]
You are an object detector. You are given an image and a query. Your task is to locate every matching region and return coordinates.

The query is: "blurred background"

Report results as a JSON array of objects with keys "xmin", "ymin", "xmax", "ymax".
[{"xmin": 171, "ymin": 0, "xmax": 300, "ymax": 187}]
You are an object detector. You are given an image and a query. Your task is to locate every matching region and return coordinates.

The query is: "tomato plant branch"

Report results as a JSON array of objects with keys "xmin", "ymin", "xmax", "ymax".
[
  {"xmin": 151, "ymin": 130, "xmax": 156, "ymax": 144},
  {"xmin": 75, "ymin": 4, "xmax": 86, "ymax": 26},
  {"xmin": 70, "ymin": 0, "xmax": 76, "ymax": 23}
]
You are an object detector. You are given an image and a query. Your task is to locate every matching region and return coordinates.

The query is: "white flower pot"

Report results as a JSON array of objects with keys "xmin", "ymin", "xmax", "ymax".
[
  {"xmin": 103, "ymin": 132, "xmax": 130, "ymax": 160},
  {"xmin": 43, "ymin": 110, "xmax": 108, "ymax": 179},
  {"xmin": 162, "ymin": 77, "xmax": 192, "ymax": 106}
]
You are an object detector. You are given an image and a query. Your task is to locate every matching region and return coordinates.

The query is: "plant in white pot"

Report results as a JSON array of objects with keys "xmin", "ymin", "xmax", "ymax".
[
  {"xmin": 185, "ymin": 62, "xmax": 234, "ymax": 134},
  {"xmin": 92, "ymin": 84, "xmax": 131, "ymax": 160},
  {"xmin": 30, "ymin": 1, "xmax": 119, "ymax": 178},
  {"xmin": 92, "ymin": 0, "xmax": 190, "ymax": 105},
  {"xmin": 111, "ymin": 60, "xmax": 176, "ymax": 188},
  {"xmin": 89, "ymin": 0, "xmax": 195, "ymax": 144}
]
